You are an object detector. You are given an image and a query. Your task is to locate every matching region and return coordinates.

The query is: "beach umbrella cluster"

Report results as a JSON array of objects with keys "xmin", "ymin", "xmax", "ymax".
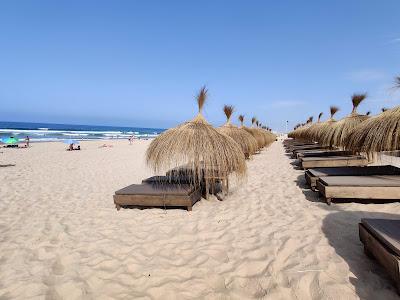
[
  {"xmin": 288, "ymin": 75, "xmax": 400, "ymax": 154},
  {"xmin": 146, "ymin": 86, "xmax": 276, "ymax": 189},
  {"xmin": 217, "ymin": 105, "xmax": 259, "ymax": 158}
]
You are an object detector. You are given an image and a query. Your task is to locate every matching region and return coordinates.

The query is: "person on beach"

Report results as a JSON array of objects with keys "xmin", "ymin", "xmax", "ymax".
[{"xmin": 25, "ymin": 136, "xmax": 30, "ymax": 147}]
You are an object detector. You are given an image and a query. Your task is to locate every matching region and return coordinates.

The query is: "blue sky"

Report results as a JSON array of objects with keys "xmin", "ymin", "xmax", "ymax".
[{"xmin": 0, "ymin": 0, "xmax": 399, "ymax": 131}]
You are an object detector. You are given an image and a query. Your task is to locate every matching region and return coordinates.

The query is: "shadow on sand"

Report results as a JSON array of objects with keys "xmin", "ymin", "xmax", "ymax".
[
  {"xmin": 294, "ymin": 173, "xmax": 323, "ymax": 203},
  {"xmin": 293, "ymin": 171, "xmax": 400, "ymax": 297},
  {"xmin": 322, "ymin": 210, "xmax": 400, "ymax": 299},
  {"xmin": 285, "ymin": 143, "xmax": 400, "ymax": 297}
]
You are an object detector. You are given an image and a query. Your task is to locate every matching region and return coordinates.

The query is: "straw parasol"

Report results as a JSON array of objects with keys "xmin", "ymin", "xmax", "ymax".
[
  {"xmin": 327, "ymin": 93, "xmax": 369, "ymax": 148},
  {"xmin": 146, "ymin": 86, "xmax": 246, "ymax": 187},
  {"xmin": 296, "ymin": 116, "xmax": 314, "ymax": 140},
  {"xmin": 303, "ymin": 112, "xmax": 323, "ymax": 141},
  {"xmin": 344, "ymin": 106, "xmax": 400, "ymax": 153},
  {"xmin": 314, "ymin": 106, "xmax": 339, "ymax": 145},
  {"xmin": 289, "ymin": 116, "xmax": 313, "ymax": 140},
  {"xmin": 240, "ymin": 115, "xmax": 264, "ymax": 149},
  {"xmin": 345, "ymin": 75, "xmax": 400, "ymax": 153},
  {"xmin": 252, "ymin": 116, "xmax": 276, "ymax": 146},
  {"xmin": 217, "ymin": 105, "xmax": 258, "ymax": 158}
]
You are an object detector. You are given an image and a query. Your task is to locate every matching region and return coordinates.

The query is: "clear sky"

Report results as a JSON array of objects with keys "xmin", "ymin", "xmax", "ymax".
[{"xmin": 0, "ymin": 0, "xmax": 399, "ymax": 131}]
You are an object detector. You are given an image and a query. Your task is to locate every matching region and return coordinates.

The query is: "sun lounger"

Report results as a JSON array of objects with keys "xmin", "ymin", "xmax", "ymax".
[
  {"xmin": 296, "ymin": 150, "xmax": 353, "ymax": 159},
  {"xmin": 287, "ymin": 145, "xmax": 327, "ymax": 155},
  {"xmin": 300, "ymin": 155, "xmax": 368, "ymax": 169},
  {"xmin": 359, "ymin": 218, "xmax": 400, "ymax": 294},
  {"xmin": 305, "ymin": 165, "xmax": 400, "ymax": 190},
  {"xmin": 286, "ymin": 144, "xmax": 322, "ymax": 151},
  {"xmin": 284, "ymin": 142, "xmax": 317, "ymax": 149},
  {"xmin": 113, "ymin": 182, "xmax": 202, "ymax": 211},
  {"xmin": 317, "ymin": 175, "xmax": 400, "ymax": 205},
  {"xmin": 291, "ymin": 147, "xmax": 338, "ymax": 158}
]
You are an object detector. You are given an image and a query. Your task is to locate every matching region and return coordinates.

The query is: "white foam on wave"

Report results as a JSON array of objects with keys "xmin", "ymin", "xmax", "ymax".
[{"xmin": 62, "ymin": 133, "xmax": 90, "ymax": 136}]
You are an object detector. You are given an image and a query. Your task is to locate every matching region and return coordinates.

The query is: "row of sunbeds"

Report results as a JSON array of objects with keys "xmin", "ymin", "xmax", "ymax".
[{"xmin": 284, "ymin": 138, "xmax": 400, "ymax": 294}]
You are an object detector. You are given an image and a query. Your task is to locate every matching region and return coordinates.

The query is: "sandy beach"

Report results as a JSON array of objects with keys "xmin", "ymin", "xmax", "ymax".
[{"xmin": 0, "ymin": 140, "xmax": 399, "ymax": 299}]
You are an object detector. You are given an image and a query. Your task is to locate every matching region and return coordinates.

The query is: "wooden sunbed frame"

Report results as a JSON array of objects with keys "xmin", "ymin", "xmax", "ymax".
[
  {"xmin": 359, "ymin": 219, "xmax": 400, "ymax": 294},
  {"xmin": 113, "ymin": 183, "xmax": 202, "ymax": 211},
  {"xmin": 316, "ymin": 176, "xmax": 400, "ymax": 205},
  {"xmin": 300, "ymin": 155, "xmax": 368, "ymax": 169},
  {"xmin": 286, "ymin": 145, "xmax": 323, "ymax": 153},
  {"xmin": 291, "ymin": 147, "xmax": 332, "ymax": 158}
]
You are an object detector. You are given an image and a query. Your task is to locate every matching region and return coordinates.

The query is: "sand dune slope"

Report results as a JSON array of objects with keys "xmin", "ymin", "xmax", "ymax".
[{"xmin": 0, "ymin": 140, "xmax": 399, "ymax": 299}]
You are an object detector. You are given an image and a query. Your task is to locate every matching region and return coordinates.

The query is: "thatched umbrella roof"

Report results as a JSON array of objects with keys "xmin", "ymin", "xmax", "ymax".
[
  {"xmin": 345, "ymin": 106, "xmax": 400, "ymax": 153},
  {"xmin": 327, "ymin": 93, "xmax": 369, "ymax": 148},
  {"xmin": 217, "ymin": 105, "xmax": 258, "ymax": 158},
  {"xmin": 296, "ymin": 116, "xmax": 314, "ymax": 140},
  {"xmin": 303, "ymin": 112, "xmax": 324, "ymax": 141},
  {"xmin": 146, "ymin": 87, "xmax": 246, "ymax": 186},
  {"xmin": 315, "ymin": 106, "xmax": 339, "ymax": 145},
  {"xmin": 289, "ymin": 116, "xmax": 313, "ymax": 140},
  {"xmin": 240, "ymin": 115, "xmax": 264, "ymax": 148},
  {"xmin": 252, "ymin": 116, "xmax": 276, "ymax": 146}
]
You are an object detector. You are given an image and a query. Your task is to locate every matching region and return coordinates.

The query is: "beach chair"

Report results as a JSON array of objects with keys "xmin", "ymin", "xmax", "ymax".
[
  {"xmin": 114, "ymin": 178, "xmax": 202, "ymax": 211},
  {"xmin": 300, "ymin": 155, "xmax": 368, "ymax": 169},
  {"xmin": 359, "ymin": 218, "xmax": 400, "ymax": 294},
  {"xmin": 291, "ymin": 147, "xmax": 340, "ymax": 158},
  {"xmin": 286, "ymin": 144, "xmax": 323, "ymax": 153},
  {"xmin": 284, "ymin": 141, "xmax": 317, "ymax": 149},
  {"xmin": 305, "ymin": 165, "xmax": 400, "ymax": 191},
  {"xmin": 316, "ymin": 175, "xmax": 400, "ymax": 205},
  {"xmin": 296, "ymin": 149, "xmax": 352, "ymax": 159}
]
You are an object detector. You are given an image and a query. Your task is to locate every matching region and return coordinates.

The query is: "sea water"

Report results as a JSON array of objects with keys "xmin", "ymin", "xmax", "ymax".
[{"xmin": 0, "ymin": 121, "xmax": 165, "ymax": 142}]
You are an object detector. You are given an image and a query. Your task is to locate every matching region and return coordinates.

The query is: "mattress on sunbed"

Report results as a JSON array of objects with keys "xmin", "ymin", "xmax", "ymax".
[
  {"xmin": 115, "ymin": 183, "xmax": 195, "ymax": 196},
  {"xmin": 301, "ymin": 155, "xmax": 365, "ymax": 162},
  {"xmin": 288, "ymin": 143, "xmax": 318, "ymax": 147},
  {"xmin": 319, "ymin": 175, "xmax": 400, "ymax": 187},
  {"xmin": 142, "ymin": 175, "xmax": 196, "ymax": 185},
  {"xmin": 299, "ymin": 150, "xmax": 353, "ymax": 157},
  {"xmin": 308, "ymin": 165, "xmax": 400, "ymax": 177},
  {"xmin": 361, "ymin": 218, "xmax": 400, "ymax": 257},
  {"xmin": 294, "ymin": 147, "xmax": 330, "ymax": 153},
  {"xmin": 291, "ymin": 145, "xmax": 322, "ymax": 149}
]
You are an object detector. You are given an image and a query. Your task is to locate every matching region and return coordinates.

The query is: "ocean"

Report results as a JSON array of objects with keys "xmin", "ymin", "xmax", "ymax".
[{"xmin": 0, "ymin": 121, "xmax": 165, "ymax": 142}]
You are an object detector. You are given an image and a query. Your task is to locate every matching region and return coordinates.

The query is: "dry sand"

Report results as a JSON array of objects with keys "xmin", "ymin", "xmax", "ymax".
[{"xmin": 0, "ymin": 140, "xmax": 399, "ymax": 299}]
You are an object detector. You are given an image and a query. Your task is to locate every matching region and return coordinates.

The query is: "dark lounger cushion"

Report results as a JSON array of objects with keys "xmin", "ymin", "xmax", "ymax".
[
  {"xmin": 115, "ymin": 183, "xmax": 195, "ymax": 196},
  {"xmin": 301, "ymin": 155, "xmax": 365, "ymax": 162},
  {"xmin": 308, "ymin": 165, "xmax": 400, "ymax": 177},
  {"xmin": 361, "ymin": 218, "xmax": 400, "ymax": 257},
  {"xmin": 319, "ymin": 175, "xmax": 400, "ymax": 187}
]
